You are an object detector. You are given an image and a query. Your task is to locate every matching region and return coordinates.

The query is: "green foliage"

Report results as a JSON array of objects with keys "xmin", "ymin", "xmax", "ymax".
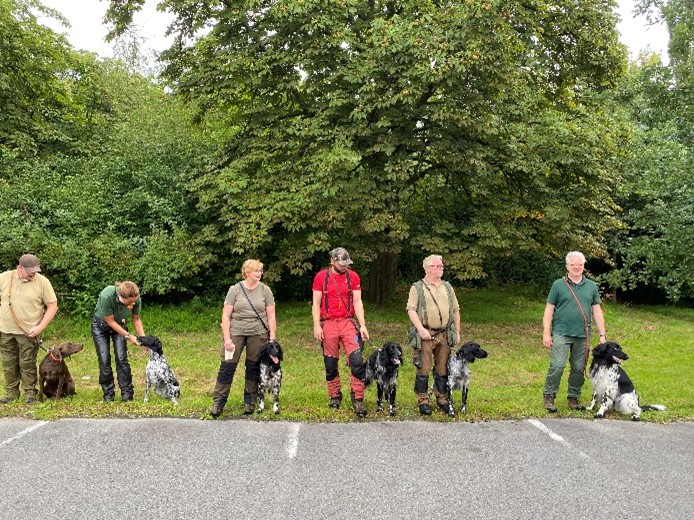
[
  {"xmin": 602, "ymin": 0, "xmax": 694, "ymax": 302},
  {"xmin": 1, "ymin": 287, "xmax": 692, "ymax": 422},
  {"xmin": 0, "ymin": 0, "xmax": 76, "ymax": 154},
  {"xmin": 105, "ymin": 0, "xmax": 628, "ymax": 296}
]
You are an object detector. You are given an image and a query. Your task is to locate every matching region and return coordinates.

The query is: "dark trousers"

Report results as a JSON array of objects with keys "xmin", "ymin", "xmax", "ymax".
[{"xmin": 91, "ymin": 317, "xmax": 133, "ymax": 398}]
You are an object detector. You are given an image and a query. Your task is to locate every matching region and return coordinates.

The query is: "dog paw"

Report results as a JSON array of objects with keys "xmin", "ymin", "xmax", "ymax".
[{"xmin": 594, "ymin": 413, "xmax": 604, "ymax": 419}]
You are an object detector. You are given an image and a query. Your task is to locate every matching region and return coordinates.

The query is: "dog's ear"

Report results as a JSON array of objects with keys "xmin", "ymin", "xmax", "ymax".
[
  {"xmin": 592, "ymin": 342, "xmax": 607, "ymax": 358},
  {"xmin": 277, "ymin": 344, "xmax": 284, "ymax": 361}
]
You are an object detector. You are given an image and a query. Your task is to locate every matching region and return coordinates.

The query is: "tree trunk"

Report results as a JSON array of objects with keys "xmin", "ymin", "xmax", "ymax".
[{"xmin": 368, "ymin": 251, "xmax": 397, "ymax": 304}]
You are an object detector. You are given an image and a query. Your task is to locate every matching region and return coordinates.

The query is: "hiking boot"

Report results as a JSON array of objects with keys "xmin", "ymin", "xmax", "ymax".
[
  {"xmin": 544, "ymin": 394, "xmax": 557, "ymax": 413},
  {"xmin": 0, "ymin": 395, "xmax": 18, "ymax": 404},
  {"xmin": 438, "ymin": 401, "xmax": 454, "ymax": 417},
  {"xmin": 103, "ymin": 394, "xmax": 115, "ymax": 403},
  {"xmin": 121, "ymin": 394, "xmax": 133, "ymax": 402},
  {"xmin": 353, "ymin": 399, "xmax": 367, "ymax": 418},
  {"xmin": 568, "ymin": 397, "xmax": 586, "ymax": 411},
  {"xmin": 419, "ymin": 403, "xmax": 432, "ymax": 416},
  {"xmin": 210, "ymin": 400, "xmax": 225, "ymax": 418},
  {"xmin": 25, "ymin": 397, "xmax": 37, "ymax": 405},
  {"xmin": 243, "ymin": 404, "xmax": 254, "ymax": 415},
  {"xmin": 329, "ymin": 392, "xmax": 343, "ymax": 409}
]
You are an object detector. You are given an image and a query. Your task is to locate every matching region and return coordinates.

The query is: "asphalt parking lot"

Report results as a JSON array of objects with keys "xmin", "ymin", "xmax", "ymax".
[{"xmin": 1, "ymin": 417, "xmax": 692, "ymax": 519}]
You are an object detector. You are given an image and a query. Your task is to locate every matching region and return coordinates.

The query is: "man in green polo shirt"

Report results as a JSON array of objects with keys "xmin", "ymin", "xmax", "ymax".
[{"xmin": 542, "ymin": 251, "xmax": 606, "ymax": 412}]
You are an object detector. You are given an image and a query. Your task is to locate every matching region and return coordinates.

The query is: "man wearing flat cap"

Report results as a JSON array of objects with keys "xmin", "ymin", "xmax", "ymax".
[
  {"xmin": 312, "ymin": 247, "xmax": 370, "ymax": 417},
  {"xmin": 0, "ymin": 254, "xmax": 58, "ymax": 404}
]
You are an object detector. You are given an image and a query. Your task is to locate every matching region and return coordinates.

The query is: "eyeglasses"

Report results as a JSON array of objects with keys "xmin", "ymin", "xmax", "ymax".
[{"xmin": 428, "ymin": 264, "xmax": 445, "ymax": 269}]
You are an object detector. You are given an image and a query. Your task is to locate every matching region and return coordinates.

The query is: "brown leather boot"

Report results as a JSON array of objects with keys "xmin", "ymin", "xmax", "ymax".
[
  {"xmin": 353, "ymin": 399, "xmax": 367, "ymax": 418},
  {"xmin": 544, "ymin": 394, "xmax": 557, "ymax": 413},
  {"xmin": 210, "ymin": 399, "xmax": 226, "ymax": 418},
  {"xmin": 568, "ymin": 397, "xmax": 586, "ymax": 411}
]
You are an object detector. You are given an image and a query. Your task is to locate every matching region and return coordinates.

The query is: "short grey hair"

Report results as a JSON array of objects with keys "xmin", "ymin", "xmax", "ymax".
[
  {"xmin": 565, "ymin": 251, "xmax": 586, "ymax": 264},
  {"xmin": 423, "ymin": 254, "xmax": 443, "ymax": 269}
]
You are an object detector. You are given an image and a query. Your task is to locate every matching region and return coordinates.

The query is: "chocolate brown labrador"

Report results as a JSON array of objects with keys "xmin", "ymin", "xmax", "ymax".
[{"xmin": 38, "ymin": 342, "xmax": 84, "ymax": 401}]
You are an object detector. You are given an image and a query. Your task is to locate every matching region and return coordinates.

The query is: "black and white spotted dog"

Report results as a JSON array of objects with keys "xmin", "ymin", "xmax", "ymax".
[
  {"xmin": 587, "ymin": 341, "xmax": 665, "ymax": 421},
  {"xmin": 138, "ymin": 335, "xmax": 180, "ymax": 405},
  {"xmin": 364, "ymin": 341, "xmax": 403, "ymax": 416},
  {"xmin": 445, "ymin": 341, "xmax": 488, "ymax": 416},
  {"xmin": 257, "ymin": 340, "xmax": 283, "ymax": 414}
]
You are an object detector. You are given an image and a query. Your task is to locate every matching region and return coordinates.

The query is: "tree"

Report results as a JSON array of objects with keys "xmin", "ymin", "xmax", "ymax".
[
  {"xmin": 0, "ymin": 0, "xmax": 76, "ymax": 154},
  {"xmin": 107, "ymin": 0, "xmax": 627, "ymax": 302},
  {"xmin": 601, "ymin": 0, "xmax": 694, "ymax": 302}
]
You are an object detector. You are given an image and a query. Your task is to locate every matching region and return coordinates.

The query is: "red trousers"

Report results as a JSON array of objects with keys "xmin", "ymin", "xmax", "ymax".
[{"xmin": 321, "ymin": 318, "xmax": 365, "ymax": 400}]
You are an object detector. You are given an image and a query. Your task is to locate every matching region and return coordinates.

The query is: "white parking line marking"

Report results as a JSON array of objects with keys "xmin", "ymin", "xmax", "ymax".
[
  {"xmin": 528, "ymin": 419, "xmax": 589, "ymax": 459},
  {"xmin": 0, "ymin": 421, "xmax": 48, "ymax": 448},
  {"xmin": 287, "ymin": 423, "xmax": 300, "ymax": 459}
]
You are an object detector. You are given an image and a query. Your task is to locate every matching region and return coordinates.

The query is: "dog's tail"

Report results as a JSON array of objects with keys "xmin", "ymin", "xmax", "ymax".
[{"xmin": 641, "ymin": 404, "xmax": 666, "ymax": 412}]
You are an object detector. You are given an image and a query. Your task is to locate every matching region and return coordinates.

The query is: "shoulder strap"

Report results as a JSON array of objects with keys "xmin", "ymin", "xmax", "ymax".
[{"xmin": 239, "ymin": 282, "xmax": 270, "ymax": 333}]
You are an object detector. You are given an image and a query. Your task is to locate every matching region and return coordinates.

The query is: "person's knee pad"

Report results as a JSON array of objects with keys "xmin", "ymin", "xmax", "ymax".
[
  {"xmin": 434, "ymin": 375, "xmax": 448, "ymax": 394},
  {"xmin": 245, "ymin": 359, "xmax": 260, "ymax": 381},
  {"xmin": 348, "ymin": 350, "xmax": 365, "ymax": 381},
  {"xmin": 217, "ymin": 361, "xmax": 237, "ymax": 384},
  {"xmin": 414, "ymin": 375, "xmax": 429, "ymax": 394},
  {"xmin": 324, "ymin": 356, "xmax": 338, "ymax": 381}
]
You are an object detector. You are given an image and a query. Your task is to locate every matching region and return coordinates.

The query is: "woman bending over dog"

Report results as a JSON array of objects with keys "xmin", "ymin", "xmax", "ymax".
[{"xmin": 92, "ymin": 281, "xmax": 147, "ymax": 402}]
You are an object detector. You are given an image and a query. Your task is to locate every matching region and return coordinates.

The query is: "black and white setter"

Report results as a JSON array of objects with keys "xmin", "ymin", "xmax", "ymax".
[
  {"xmin": 364, "ymin": 341, "xmax": 403, "ymax": 416},
  {"xmin": 38, "ymin": 342, "xmax": 84, "ymax": 401},
  {"xmin": 445, "ymin": 341, "xmax": 488, "ymax": 416},
  {"xmin": 257, "ymin": 340, "xmax": 283, "ymax": 414},
  {"xmin": 138, "ymin": 335, "xmax": 180, "ymax": 405},
  {"xmin": 587, "ymin": 341, "xmax": 665, "ymax": 421}
]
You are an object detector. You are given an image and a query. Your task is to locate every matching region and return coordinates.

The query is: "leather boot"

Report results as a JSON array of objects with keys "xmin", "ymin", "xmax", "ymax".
[
  {"xmin": 353, "ymin": 399, "xmax": 367, "ymax": 418},
  {"xmin": 210, "ymin": 398, "xmax": 226, "ymax": 418},
  {"xmin": 568, "ymin": 397, "xmax": 586, "ymax": 411},
  {"xmin": 211, "ymin": 382, "xmax": 232, "ymax": 418},
  {"xmin": 544, "ymin": 394, "xmax": 557, "ymax": 413},
  {"xmin": 329, "ymin": 390, "xmax": 343, "ymax": 409}
]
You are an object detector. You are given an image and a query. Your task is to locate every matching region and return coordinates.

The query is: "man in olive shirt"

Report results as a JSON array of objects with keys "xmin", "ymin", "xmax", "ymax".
[
  {"xmin": 0, "ymin": 254, "xmax": 58, "ymax": 404},
  {"xmin": 407, "ymin": 255, "xmax": 461, "ymax": 415}
]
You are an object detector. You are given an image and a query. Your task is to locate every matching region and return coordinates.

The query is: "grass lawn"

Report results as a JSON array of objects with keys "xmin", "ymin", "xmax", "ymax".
[{"xmin": 1, "ymin": 286, "xmax": 692, "ymax": 423}]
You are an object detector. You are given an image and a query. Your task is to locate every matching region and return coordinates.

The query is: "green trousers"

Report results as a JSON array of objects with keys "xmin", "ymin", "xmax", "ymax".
[
  {"xmin": 0, "ymin": 333, "xmax": 39, "ymax": 398},
  {"xmin": 543, "ymin": 335, "xmax": 587, "ymax": 399}
]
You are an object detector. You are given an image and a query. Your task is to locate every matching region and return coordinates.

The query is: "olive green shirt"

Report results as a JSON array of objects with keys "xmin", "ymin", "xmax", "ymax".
[
  {"xmin": 547, "ymin": 277, "xmax": 601, "ymax": 338},
  {"xmin": 93, "ymin": 285, "xmax": 142, "ymax": 325},
  {"xmin": 224, "ymin": 282, "xmax": 275, "ymax": 336}
]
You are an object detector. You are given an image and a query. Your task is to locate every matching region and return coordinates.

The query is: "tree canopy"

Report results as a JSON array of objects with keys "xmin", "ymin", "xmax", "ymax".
[{"xmin": 105, "ymin": 0, "xmax": 628, "ymax": 302}]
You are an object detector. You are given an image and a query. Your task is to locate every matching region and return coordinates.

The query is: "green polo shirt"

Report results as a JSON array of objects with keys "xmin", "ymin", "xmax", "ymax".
[
  {"xmin": 547, "ymin": 277, "xmax": 601, "ymax": 338},
  {"xmin": 93, "ymin": 285, "xmax": 141, "ymax": 324}
]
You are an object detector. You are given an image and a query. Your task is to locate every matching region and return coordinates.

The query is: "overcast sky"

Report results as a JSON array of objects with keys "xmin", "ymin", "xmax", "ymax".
[{"xmin": 40, "ymin": 0, "xmax": 669, "ymax": 61}]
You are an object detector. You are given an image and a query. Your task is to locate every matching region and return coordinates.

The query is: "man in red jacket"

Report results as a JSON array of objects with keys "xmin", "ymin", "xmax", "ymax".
[{"xmin": 312, "ymin": 247, "xmax": 370, "ymax": 417}]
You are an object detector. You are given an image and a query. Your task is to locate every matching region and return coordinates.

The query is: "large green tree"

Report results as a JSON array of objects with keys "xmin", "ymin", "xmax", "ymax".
[
  {"xmin": 602, "ymin": 0, "xmax": 694, "ymax": 302},
  {"xmin": 107, "ymin": 0, "xmax": 627, "ymax": 301}
]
